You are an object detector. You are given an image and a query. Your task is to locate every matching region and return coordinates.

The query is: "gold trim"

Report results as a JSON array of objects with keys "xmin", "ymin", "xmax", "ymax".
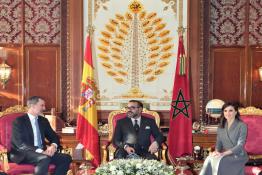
[
  {"xmin": 0, "ymin": 105, "xmax": 27, "ymax": 118},
  {"xmin": 0, "ymin": 148, "xmax": 9, "ymax": 172},
  {"xmin": 66, "ymin": 0, "xmax": 72, "ymax": 121},
  {"xmin": 239, "ymin": 106, "xmax": 262, "ymax": 116},
  {"xmin": 199, "ymin": 0, "xmax": 204, "ymax": 117},
  {"xmin": 249, "ymin": 155, "xmax": 262, "ymax": 159},
  {"xmin": 120, "ymin": 87, "xmax": 152, "ymax": 98}
]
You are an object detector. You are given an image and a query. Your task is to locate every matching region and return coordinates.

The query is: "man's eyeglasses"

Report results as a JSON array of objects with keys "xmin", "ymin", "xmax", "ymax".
[{"xmin": 125, "ymin": 106, "xmax": 140, "ymax": 110}]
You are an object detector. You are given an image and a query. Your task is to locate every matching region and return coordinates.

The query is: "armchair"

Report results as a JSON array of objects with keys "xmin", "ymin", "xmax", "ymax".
[
  {"xmin": 239, "ymin": 106, "xmax": 262, "ymax": 175},
  {"xmin": 101, "ymin": 108, "xmax": 167, "ymax": 163},
  {"xmin": 0, "ymin": 105, "xmax": 55, "ymax": 175}
]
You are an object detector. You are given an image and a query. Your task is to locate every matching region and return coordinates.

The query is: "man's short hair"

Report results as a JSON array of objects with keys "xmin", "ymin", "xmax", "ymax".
[
  {"xmin": 128, "ymin": 100, "xmax": 143, "ymax": 108},
  {"xmin": 27, "ymin": 96, "xmax": 43, "ymax": 107}
]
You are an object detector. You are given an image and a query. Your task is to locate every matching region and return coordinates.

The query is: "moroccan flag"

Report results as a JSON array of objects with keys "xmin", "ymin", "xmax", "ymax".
[
  {"xmin": 76, "ymin": 36, "xmax": 100, "ymax": 167},
  {"xmin": 168, "ymin": 34, "xmax": 192, "ymax": 163}
]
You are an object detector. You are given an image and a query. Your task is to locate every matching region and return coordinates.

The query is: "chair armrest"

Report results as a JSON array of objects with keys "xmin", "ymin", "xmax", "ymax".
[
  {"xmin": 0, "ymin": 148, "xmax": 10, "ymax": 172},
  {"xmin": 101, "ymin": 140, "xmax": 112, "ymax": 164},
  {"xmin": 207, "ymin": 146, "xmax": 215, "ymax": 155},
  {"xmin": 161, "ymin": 142, "xmax": 167, "ymax": 150},
  {"xmin": 159, "ymin": 142, "xmax": 167, "ymax": 163}
]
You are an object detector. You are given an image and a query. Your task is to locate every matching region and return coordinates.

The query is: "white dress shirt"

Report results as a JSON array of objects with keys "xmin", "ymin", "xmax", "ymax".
[
  {"xmin": 131, "ymin": 116, "xmax": 141, "ymax": 127},
  {"xmin": 28, "ymin": 113, "xmax": 43, "ymax": 153},
  {"xmin": 28, "ymin": 113, "xmax": 58, "ymax": 153}
]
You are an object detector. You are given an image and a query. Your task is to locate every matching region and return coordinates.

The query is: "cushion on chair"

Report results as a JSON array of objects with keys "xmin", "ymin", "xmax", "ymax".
[
  {"xmin": 241, "ymin": 115, "xmax": 262, "ymax": 155},
  {"xmin": 241, "ymin": 114, "xmax": 262, "ymax": 175},
  {"xmin": 0, "ymin": 113, "xmax": 25, "ymax": 151},
  {"xmin": 0, "ymin": 163, "xmax": 55, "ymax": 175},
  {"xmin": 112, "ymin": 113, "xmax": 126, "ymax": 129}
]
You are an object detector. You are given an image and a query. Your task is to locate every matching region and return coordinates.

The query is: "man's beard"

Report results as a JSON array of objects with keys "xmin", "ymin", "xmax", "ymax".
[{"xmin": 127, "ymin": 111, "xmax": 138, "ymax": 118}]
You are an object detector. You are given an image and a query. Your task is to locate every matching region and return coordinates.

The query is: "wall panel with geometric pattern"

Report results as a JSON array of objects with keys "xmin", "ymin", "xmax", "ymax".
[
  {"xmin": 249, "ymin": 1, "xmax": 262, "ymax": 46},
  {"xmin": 0, "ymin": 0, "xmax": 61, "ymax": 111},
  {"xmin": 0, "ymin": 1, "xmax": 22, "ymax": 43},
  {"xmin": 25, "ymin": 0, "xmax": 60, "ymax": 44},
  {"xmin": 209, "ymin": 0, "xmax": 262, "ymax": 108},
  {"xmin": 210, "ymin": 0, "xmax": 246, "ymax": 46}
]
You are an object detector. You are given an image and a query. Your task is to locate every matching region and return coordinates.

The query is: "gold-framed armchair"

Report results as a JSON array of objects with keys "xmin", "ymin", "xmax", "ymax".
[
  {"xmin": 101, "ymin": 108, "xmax": 167, "ymax": 163},
  {"xmin": 0, "ymin": 105, "xmax": 56, "ymax": 174},
  {"xmin": 238, "ymin": 106, "xmax": 262, "ymax": 174}
]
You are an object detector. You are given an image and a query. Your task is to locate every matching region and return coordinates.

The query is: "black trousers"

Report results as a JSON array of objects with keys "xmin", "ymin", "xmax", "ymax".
[
  {"xmin": 21, "ymin": 151, "xmax": 72, "ymax": 175},
  {"xmin": 0, "ymin": 173, "xmax": 8, "ymax": 175},
  {"xmin": 114, "ymin": 147, "xmax": 157, "ymax": 160}
]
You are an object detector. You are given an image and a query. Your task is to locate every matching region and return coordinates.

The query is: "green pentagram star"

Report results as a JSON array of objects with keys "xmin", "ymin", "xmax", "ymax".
[{"xmin": 171, "ymin": 89, "xmax": 190, "ymax": 119}]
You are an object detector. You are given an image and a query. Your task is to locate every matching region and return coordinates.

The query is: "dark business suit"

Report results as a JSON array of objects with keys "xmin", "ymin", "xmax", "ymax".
[
  {"xmin": 9, "ymin": 114, "xmax": 72, "ymax": 175},
  {"xmin": 113, "ymin": 116, "xmax": 165, "ymax": 159}
]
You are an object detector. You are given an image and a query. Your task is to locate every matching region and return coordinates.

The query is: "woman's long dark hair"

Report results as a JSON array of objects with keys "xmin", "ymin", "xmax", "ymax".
[{"xmin": 219, "ymin": 102, "xmax": 241, "ymax": 128}]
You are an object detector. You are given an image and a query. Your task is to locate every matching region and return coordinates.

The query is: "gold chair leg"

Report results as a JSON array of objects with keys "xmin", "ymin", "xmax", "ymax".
[{"xmin": 0, "ymin": 149, "xmax": 10, "ymax": 172}]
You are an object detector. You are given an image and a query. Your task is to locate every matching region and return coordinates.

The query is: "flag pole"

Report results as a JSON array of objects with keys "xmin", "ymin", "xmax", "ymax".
[
  {"xmin": 177, "ymin": 27, "xmax": 186, "ymax": 76},
  {"xmin": 177, "ymin": 0, "xmax": 186, "ymax": 76},
  {"xmin": 168, "ymin": 0, "xmax": 192, "ymax": 163}
]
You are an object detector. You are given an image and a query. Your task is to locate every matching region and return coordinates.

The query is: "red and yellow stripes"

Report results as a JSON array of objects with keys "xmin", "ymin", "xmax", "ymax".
[{"xmin": 76, "ymin": 36, "xmax": 100, "ymax": 167}]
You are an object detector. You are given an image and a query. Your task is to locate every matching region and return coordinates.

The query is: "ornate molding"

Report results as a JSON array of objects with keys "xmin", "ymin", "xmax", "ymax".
[
  {"xmin": 60, "ymin": 0, "xmax": 68, "ymax": 120},
  {"xmin": 199, "ymin": 0, "xmax": 205, "ymax": 117},
  {"xmin": 239, "ymin": 106, "xmax": 262, "ymax": 116},
  {"xmin": 202, "ymin": 0, "xmax": 210, "ymax": 118},
  {"xmin": 161, "ymin": 0, "xmax": 177, "ymax": 16},
  {"xmin": 0, "ymin": 105, "xmax": 27, "ymax": 118},
  {"xmin": 94, "ymin": 0, "xmax": 110, "ymax": 18},
  {"xmin": 66, "ymin": 0, "xmax": 72, "ymax": 120}
]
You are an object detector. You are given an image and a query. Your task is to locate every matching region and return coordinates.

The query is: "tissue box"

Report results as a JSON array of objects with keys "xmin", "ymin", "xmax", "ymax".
[
  {"xmin": 73, "ymin": 149, "xmax": 83, "ymax": 160},
  {"xmin": 62, "ymin": 127, "xmax": 76, "ymax": 133}
]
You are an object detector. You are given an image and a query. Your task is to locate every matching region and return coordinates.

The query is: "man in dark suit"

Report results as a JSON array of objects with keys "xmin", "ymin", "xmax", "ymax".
[
  {"xmin": 9, "ymin": 96, "xmax": 72, "ymax": 175},
  {"xmin": 113, "ymin": 100, "xmax": 165, "ymax": 159}
]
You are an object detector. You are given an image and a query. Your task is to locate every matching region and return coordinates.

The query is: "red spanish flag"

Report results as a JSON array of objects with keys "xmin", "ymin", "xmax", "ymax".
[
  {"xmin": 76, "ymin": 36, "xmax": 100, "ymax": 167},
  {"xmin": 168, "ymin": 34, "xmax": 192, "ymax": 163}
]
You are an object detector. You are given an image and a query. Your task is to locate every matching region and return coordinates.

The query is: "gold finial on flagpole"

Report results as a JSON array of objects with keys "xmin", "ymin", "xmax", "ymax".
[
  {"xmin": 86, "ymin": 25, "xmax": 95, "ymax": 36},
  {"xmin": 177, "ymin": 26, "xmax": 185, "ymax": 36},
  {"xmin": 177, "ymin": 0, "xmax": 186, "ymax": 75},
  {"xmin": 177, "ymin": 0, "xmax": 185, "ymax": 36}
]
